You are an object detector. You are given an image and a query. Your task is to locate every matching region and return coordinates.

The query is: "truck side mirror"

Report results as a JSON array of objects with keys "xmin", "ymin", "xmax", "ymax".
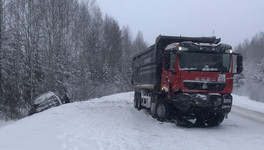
[
  {"xmin": 237, "ymin": 54, "xmax": 243, "ymax": 74},
  {"xmin": 233, "ymin": 54, "xmax": 243, "ymax": 74},
  {"xmin": 164, "ymin": 52, "xmax": 170, "ymax": 70}
]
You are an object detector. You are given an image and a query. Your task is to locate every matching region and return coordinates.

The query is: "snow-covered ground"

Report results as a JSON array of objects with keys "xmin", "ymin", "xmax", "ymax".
[
  {"xmin": 0, "ymin": 92, "xmax": 264, "ymax": 150},
  {"xmin": 0, "ymin": 120, "xmax": 13, "ymax": 128},
  {"xmin": 233, "ymin": 94, "xmax": 264, "ymax": 113}
]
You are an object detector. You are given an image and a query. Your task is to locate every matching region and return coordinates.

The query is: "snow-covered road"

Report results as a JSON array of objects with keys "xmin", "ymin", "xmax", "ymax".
[{"xmin": 0, "ymin": 92, "xmax": 264, "ymax": 150}]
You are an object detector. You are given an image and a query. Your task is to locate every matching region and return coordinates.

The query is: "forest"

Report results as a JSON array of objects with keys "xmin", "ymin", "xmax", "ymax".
[
  {"xmin": 0, "ymin": 0, "xmax": 263, "ymax": 120},
  {"xmin": 0, "ymin": 0, "xmax": 147, "ymax": 119},
  {"xmin": 234, "ymin": 32, "xmax": 264, "ymax": 102}
]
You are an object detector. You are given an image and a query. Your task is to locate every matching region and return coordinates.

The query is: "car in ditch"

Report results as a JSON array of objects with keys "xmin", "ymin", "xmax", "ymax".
[{"xmin": 28, "ymin": 91, "xmax": 62, "ymax": 115}]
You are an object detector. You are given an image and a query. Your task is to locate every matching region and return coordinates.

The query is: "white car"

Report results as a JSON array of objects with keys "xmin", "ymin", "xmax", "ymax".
[{"xmin": 29, "ymin": 91, "xmax": 62, "ymax": 115}]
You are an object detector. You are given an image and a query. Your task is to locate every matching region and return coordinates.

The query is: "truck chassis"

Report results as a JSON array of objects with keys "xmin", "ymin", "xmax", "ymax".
[{"xmin": 134, "ymin": 89, "xmax": 232, "ymax": 127}]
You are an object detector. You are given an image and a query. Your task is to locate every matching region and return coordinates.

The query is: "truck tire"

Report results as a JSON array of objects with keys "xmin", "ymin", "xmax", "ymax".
[
  {"xmin": 134, "ymin": 92, "xmax": 138, "ymax": 109},
  {"xmin": 195, "ymin": 117, "xmax": 205, "ymax": 127},
  {"xmin": 150, "ymin": 94, "xmax": 157, "ymax": 118},
  {"xmin": 150, "ymin": 102, "xmax": 157, "ymax": 118},
  {"xmin": 156, "ymin": 99, "xmax": 169, "ymax": 122},
  {"xmin": 137, "ymin": 93, "xmax": 142, "ymax": 110},
  {"xmin": 205, "ymin": 113, "xmax": 225, "ymax": 126}
]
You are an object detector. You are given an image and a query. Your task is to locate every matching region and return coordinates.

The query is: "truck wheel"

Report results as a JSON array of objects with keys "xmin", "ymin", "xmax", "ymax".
[
  {"xmin": 134, "ymin": 92, "xmax": 138, "ymax": 109},
  {"xmin": 156, "ymin": 100, "xmax": 169, "ymax": 122},
  {"xmin": 205, "ymin": 113, "xmax": 225, "ymax": 126},
  {"xmin": 137, "ymin": 93, "xmax": 142, "ymax": 110},
  {"xmin": 195, "ymin": 118, "xmax": 205, "ymax": 127},
  {"xmin": 150, "ymin": 94, "xmax": 157, "ymax": 118},
  {"xmin": 150, "ymin": 102, "xmax": 157, "ymax": 118}
]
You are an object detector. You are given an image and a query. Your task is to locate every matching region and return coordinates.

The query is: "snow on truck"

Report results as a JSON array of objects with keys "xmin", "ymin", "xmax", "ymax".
[{"xmin": 131, "ymin": 35, "xmax": 243, "ymax": 127}]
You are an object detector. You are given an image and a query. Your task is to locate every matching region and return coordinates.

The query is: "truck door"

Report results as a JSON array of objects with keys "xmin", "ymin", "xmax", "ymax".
[{"xmin": 162, "ymin": 51, "xmax": 180, "ymax": 98}]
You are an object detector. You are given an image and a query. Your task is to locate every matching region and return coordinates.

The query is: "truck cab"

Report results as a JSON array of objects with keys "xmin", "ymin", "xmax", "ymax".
[{"xmin": 162, "ymin": 42, "xmax": 241, "ymax": 95}]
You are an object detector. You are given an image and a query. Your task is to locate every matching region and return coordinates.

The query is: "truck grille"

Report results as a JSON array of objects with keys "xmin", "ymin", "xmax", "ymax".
[{"xmin": 183, "ymin": 81, "xmax": 226, "ymax": 91}]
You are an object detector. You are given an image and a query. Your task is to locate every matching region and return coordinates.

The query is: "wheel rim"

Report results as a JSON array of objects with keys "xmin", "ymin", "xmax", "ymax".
[{"xmin": 156, "ymin": 103, "xmax": 166, "ymax": 118}]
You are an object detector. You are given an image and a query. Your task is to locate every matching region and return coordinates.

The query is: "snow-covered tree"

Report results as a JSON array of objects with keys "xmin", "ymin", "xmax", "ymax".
[
  {"xmin": 234, "ymin": 32, "xmax": 264, "ymax": 102},
  {"xmin": 0, "ymin": 0, "xmax": 148, "ymax": 119}
]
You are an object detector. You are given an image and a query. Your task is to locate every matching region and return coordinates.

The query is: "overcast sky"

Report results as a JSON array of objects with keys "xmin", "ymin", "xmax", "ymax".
[{"xmin": 96, "ymin": 0, "xmax": 264, "ymax": 47}]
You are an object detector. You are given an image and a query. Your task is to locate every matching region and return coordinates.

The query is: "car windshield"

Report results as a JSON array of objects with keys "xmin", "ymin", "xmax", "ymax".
[{"xmin": 178, "ymin": 52, "xmax": 231, "ymax": 72}]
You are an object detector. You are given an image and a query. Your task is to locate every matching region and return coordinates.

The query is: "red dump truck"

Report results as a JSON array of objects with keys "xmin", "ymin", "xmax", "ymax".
[{"xmin": 131, "ymin": 35, "xmax": 243, "ymax": 127}]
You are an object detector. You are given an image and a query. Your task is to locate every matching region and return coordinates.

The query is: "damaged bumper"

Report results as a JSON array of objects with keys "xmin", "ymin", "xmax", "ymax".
[{"xmin": 171, "ymin": 93, "xmax": 233, "ymax": 114}]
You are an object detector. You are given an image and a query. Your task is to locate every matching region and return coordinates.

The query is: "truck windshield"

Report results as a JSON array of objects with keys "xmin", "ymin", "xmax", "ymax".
[{"xmin": 178, "ymin": 52, "xmax": 231, "ymax": 72}]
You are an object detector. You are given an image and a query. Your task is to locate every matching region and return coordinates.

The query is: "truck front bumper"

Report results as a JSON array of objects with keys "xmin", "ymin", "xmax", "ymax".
[{"xmin": 171, "ymin": 93, "xmax": 233, "ymax": 114}]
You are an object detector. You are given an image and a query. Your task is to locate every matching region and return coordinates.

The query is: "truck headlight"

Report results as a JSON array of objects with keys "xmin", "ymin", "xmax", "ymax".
[{"xmin": 161, "ymin": 86, "xmax": 168, "ymax": 92}]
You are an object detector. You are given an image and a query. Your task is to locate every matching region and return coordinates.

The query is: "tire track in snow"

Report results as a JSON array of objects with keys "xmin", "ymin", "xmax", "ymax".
[{"xmin": 231, "ymin": 105, "xmax": 264, "ymax": 125}]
